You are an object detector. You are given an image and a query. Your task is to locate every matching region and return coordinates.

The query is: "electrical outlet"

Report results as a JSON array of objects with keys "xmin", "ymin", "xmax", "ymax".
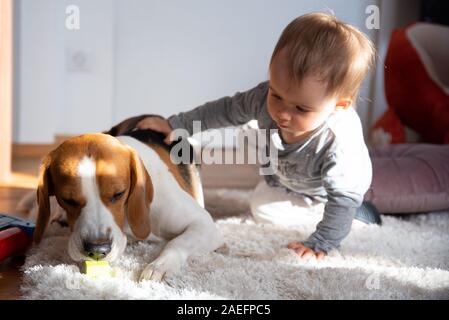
[{"xmin": 66, "ymin": 48, "xmax": 91, "ymax": 73}]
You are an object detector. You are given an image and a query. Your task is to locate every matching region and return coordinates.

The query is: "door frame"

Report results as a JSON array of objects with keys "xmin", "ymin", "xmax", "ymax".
[{"xmin": 0, "ymin": 0, "xmax": 13, "ymax": 182}]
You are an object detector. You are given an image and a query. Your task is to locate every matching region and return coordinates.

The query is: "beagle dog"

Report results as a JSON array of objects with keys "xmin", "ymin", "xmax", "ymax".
[{"xmin": 31, "ymin": 115, "xmax": 225, "ymax": 281}]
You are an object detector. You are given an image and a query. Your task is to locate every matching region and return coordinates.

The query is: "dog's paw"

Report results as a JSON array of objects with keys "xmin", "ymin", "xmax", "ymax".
[
  {"xmin": 139, "ymin": 263, "xmax": 166, "ymax": 282},
  {"xmin": 139, "ymin": 255, "xmax": 181, "ymax": 282}
]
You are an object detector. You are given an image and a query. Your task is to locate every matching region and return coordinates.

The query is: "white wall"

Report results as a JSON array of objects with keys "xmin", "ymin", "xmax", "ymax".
[
  {"xmin": 15, "ymin": 0, "xmax": 62, "ymax": 143},
  {"xmin": 58, "ymin": 0, "xmax": 115, "ymax": 137},
  {"xmin": 14, "ymin": 0, "xmax": 394, "ymax": 144},
  {"xmin": 15, "ymin": 0, "xmax": 115, "ymax": 143}
]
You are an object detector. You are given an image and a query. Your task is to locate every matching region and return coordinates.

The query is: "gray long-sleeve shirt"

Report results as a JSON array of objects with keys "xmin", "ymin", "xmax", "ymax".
[{"xmin": 168, "ymin": 81, "xmax": 372, "ymax": 253}]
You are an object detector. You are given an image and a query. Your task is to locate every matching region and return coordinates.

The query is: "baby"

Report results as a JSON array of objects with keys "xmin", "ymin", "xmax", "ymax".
[{"xmin": 137, "ymin": 13, "xmax": 377, "ymax": 260}]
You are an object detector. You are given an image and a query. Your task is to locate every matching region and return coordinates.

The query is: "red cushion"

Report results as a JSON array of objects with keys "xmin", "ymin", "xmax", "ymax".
[{"xmin": 384, "ymin": 23, "xmax": 449, "ymax": 144}]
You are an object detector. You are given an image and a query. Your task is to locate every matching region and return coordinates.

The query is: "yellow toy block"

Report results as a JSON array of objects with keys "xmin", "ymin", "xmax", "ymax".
[{"xmin": 82, "ymin": 260, "xmax": 118, "ymax": 278}]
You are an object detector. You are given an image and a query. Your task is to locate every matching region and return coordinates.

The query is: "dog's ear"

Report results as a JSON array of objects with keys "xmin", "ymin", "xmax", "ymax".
[
  {"xmin": 126, "ymin": 148, "xmax": 153, "ymax": 239},
  {"xmin": 34, "ymin": 154, "xmax": 54, "ymax": 244}
]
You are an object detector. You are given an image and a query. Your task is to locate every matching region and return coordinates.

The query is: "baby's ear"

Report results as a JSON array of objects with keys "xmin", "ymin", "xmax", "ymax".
[{"xmin": 335, "ymin": 99, "xmax": 352, "ymax": 110}]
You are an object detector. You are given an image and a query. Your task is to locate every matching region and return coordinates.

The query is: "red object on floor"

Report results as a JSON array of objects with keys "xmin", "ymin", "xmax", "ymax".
[{"xmin": 0, "ymin": 227, "xmax": 32, "ymax": 262}]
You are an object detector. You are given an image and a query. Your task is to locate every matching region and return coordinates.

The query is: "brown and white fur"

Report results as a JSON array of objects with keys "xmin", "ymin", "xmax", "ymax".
[{"xmin": 24, "ymin": 116, "xmax": 224, "ymax": 282}]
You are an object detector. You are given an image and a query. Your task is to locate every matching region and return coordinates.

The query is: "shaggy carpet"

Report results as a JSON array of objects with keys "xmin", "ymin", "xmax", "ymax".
[{"xmin": 20, "ymin": 189, "xmax": 449, "ymax": 299}]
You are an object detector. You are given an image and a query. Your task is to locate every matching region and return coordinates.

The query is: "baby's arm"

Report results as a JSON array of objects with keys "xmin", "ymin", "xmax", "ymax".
[
  {"xmin": 167, "ymin": 82, "xmax": 268, "ymax": 135},
  {"xmin": 302, "ymin": 199, "xmax": 358, "ymax": 253},
  {"xmin": 302, "ymin": 149, "xmax": 371, "ymax": 254}
]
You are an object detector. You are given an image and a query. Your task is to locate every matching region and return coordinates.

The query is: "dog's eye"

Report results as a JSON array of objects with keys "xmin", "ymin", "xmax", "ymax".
[
  {"xmin": 62, "ymin": 198, "xmax": 80, "ymax": 207},
  {"xmin": 111, "ymin": 191, "xmax": 125, "ymax": 203}
]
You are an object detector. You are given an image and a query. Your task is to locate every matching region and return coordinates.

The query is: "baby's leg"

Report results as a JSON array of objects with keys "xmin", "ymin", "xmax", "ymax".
[{"xmin": 249, "ymin": 180, "xmax": 325, "ymax": 227}]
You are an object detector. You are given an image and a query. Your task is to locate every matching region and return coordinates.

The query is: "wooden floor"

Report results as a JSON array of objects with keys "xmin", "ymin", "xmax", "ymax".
[{"xmin": 0, "ymin": 154, "xmax": 260, "ymax": 299}]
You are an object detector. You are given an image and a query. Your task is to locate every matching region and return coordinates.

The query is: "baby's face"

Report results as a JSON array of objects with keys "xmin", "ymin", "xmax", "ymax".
[{"xmin": 267, "ymin": 50, "xmax": 349, "ymax": 144}]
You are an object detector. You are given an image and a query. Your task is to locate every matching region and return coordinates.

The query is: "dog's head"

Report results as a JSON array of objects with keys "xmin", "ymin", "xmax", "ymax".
[{"xmin": 34, "ymin": 133, "xmax": 153, "ymax": 262}]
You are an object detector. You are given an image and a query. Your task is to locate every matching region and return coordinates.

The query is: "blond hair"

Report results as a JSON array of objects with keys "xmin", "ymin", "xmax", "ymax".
[{"xmin": 270, "ymin": 12, "xmax": 375, "ymax": 100}]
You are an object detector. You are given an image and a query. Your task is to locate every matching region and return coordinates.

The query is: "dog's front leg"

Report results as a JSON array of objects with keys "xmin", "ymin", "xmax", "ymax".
[{"xmin": 139, "ymin": 220, "xmax": 223, "ymax": 282}]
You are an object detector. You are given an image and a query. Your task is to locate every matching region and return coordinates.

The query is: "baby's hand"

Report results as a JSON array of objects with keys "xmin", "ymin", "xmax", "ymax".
[
  {"xmin": 288, "ymin": 241, "xmax": 326, "ymax": 261},
  {"xmin": 137, "ymin": 116, "xmax": 173, "ymax": 144}
]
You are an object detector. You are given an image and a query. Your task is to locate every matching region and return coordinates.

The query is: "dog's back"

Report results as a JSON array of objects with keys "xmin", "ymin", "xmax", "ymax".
[{"xmin": 105, "ymin": 115, "xmax": 204, "ymax": 207}]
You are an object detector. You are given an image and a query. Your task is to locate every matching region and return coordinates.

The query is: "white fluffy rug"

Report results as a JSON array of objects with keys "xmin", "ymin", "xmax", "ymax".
[{"xmin": 21, "ymin": 189, "xmax": 449, "ymax": 299}]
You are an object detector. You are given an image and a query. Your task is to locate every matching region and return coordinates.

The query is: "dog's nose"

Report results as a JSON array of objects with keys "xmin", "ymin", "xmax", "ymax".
[{"xmin": 83, "ymin": 240, "xmax": 112, "ymax": 260}]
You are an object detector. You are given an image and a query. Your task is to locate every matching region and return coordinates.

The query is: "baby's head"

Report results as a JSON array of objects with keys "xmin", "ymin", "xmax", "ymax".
[{"xmin": 267, "ymin": 13, "xmax": 375, "ymax": 143}]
